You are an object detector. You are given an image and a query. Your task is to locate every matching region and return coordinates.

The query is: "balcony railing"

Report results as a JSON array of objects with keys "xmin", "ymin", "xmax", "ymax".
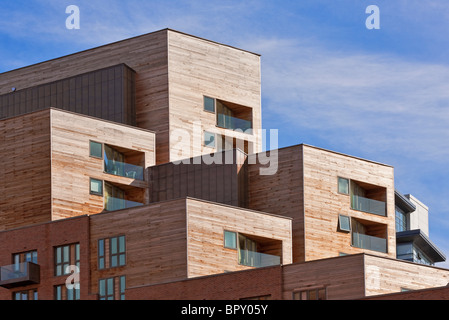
[
  {"xmin": 104, "ymin": 160, "xmax": 144, "ymax": 180},
  {"xmin": 217, "ymin": 113, "xmax": 252, "ymax": 131},
  {"xmin": 238, "ymin": 249, "xmax": 281, "ymax": 268},
  {"xmin": 0, "ymin": 262, "xmax": 40, "ymax": 289},
  {"xmin": 351, "ymin": 195, "xmax": 386, "ymax": 216},
  {"xmin": 105, "ymin": 196, "xmax": 143, "ymax": 211},
  {"xmin": 352, "ymin": 232, "xmax": 387, "ymax": 253}
]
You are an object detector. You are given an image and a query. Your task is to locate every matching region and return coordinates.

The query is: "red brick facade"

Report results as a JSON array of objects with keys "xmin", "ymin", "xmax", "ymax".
[{"xmin": 127, "ymin": 266, "xmax": 283, "ymax": 300}]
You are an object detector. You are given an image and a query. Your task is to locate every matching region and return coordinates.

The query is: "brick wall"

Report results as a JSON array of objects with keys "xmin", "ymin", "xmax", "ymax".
[{"xmin": 126, "ymin": 265, "xmax": 282, "ymax": 300}]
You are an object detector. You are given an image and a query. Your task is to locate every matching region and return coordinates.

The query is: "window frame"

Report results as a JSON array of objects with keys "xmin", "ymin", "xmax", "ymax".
[
  {"xmin": 98, "ymin": 239, "xmax": 105, "ymax": 270},
  {"xmin": 224, "ymin": 231, "xmax": 237, "ymax": 250},
  {"xmin": 99, "ymin": 278, "xmax": 115, "ymax": 300},
  {"xmin": 89, "ymin": 140, "xmax": 103, "ymax": 159},
  {"xmin": 292, "ymin": 287, "xmax": 327, "ymax": 300},
  {"xmin": 338, "ymin": 177, "xmax": 350, "ymax": 195},
  {"xmin": 110, "ymin": 235, "xmax": 126, "ymax": 268},
  {"xmin": 203, "ymin": 96, "xmax": 216, "ymax": 113},
  {"xmin": 90, "ymin": 178, "xmax": 104, "ymax": 196},
  {"xmin": 54, "ymin": 243, "xmax": 80, "ymax": 277},
  {"xmin": 338, "ymin": 214, "xmax": 351, "ymax": 233},
  {"xmin": 204, "ymin": 131, "xmax": 216, "ymax": 149}
]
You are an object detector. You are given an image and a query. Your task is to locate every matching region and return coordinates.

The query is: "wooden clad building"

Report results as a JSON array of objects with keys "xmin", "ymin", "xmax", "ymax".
[
  {"xmin": 0, "ymin": 28, "xmax": 447, "ymax": 301},
  {"xmin": 0, "ymin": 108, "xmax": 156, "ymax": 231},
  {"xmin": 0, "ymin": 28, "xmax": 262, "ymax": 165}
]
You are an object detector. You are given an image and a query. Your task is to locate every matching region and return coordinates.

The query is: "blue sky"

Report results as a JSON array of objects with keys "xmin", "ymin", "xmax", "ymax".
[{"xmin": 1, "ymin": 0, "xmax": 448, "ymax": 267}]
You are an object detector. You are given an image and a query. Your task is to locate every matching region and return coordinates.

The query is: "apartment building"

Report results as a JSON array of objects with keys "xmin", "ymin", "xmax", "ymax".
[
  {"xmin": 0, "ymin": 28, "xmax": 447, "ymax": 300},
  {"xmin": 395, "ymin": 191, "xmax": 446, "ymax": 265}
]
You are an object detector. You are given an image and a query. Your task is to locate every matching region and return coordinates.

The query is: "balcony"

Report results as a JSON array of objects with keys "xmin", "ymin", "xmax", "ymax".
[
  {"xmin": 352, "ymin": 232, "xmax": 387, "ymax": 253},
  {"xmin": 351, "ymin": 195, "xmax": 386, "ymax": 217},
  {"xmin": 0, "ymin": 262, "xmax": 40, "ymax": 289},
  {"xmin": 105, "ymin": 196, "xmax": 143, "ymax": 211},
  {"xmin": 217, "ymin": 113, "xmax": 252, "ymax": 132},
  {"xmin": 216, "ymin": 99, "xmax": 253, "ymax": 132},
  {"xmin": 104, "ymin": 160, "xmax": 144, "ymax": 180},
  {"xmin": 104, "ymin": 144, "xmax": 145, "ymax": 181},
  {"xmin": 350, "ymin": 180, "xmax": 387, "ymax": 217},
  {"xmin": 238, "ymin": 249, "xmax": 281, "ymax": 268}
]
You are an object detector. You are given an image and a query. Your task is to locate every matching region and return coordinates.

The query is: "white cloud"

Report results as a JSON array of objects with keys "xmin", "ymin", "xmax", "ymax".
[{"xmin": 245, "ymin": 37, "xmax": 449, "ymax": 163}]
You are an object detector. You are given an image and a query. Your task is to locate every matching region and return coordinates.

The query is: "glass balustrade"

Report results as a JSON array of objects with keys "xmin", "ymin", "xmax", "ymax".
[
  {"xmin": 352, "ymin": 232, "xmax": 387, "ymax": 253},
  {"xmin": 105, "ymin": 196, "xmax": 143, "ymax": 211},
  {"xmin": 238, "ymin": 249, "xmax": 281, "ymax": 268},
  {"xmin": 351, "ymin": 195, "xmax": 386, "ymax": 216},
  {"xmin": 104, "ymin": 160, "xmax": 144, "ymax": 180},
  {"xmin": 217, "ymin": 113, "xmax": 252, "ymax": 131},
  {"xmin": 0, "ymin": 262, "xmax": 40, "ymax": 288}
]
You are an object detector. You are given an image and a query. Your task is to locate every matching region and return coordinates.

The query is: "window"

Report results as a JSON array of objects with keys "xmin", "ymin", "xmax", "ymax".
[
  {"xmin": 204, "ymin": 96, "xmax": 215, "ymax": 113},
  {"xmin": 90, "ymin": 178, "xmax": 103, "ymax": 196},
  {"xmin": 204, "ymin": 131, "xmax": 216, "ymax": 148},
  {"xmin": 13, "ymin": 250, "xmax": 38, "ymax": 270},
  {"xmin": 98, "ymin": 236, "xmax": 126, "ymax": 269},
  {"xmin": 338, "ymin": 177, "xmax": 349, "ymax": 195},
  {"xmin": 99, "ymin": 278, "xmax": 115, "ymax": 300},
  {"xmin": 98, "ymin": 239, "xmax": 105, "ymax": 269},
  {"xmin": 99, "ymin": 276, "xmax": 126, "ymax": 300},
  {"xmin": 55, "ymin": 285, "xmax": 80, "ymax": 300},
  {"xmin": 293, "ymin": 287, "xmax": 327, "ymax": 300},
  {"xmin": 224, "ymin": 231, "xmax": 237, "ymax": 249},
  {"xmin": 120, "ymin": 276, "xmax": 126, "ymax": 300},
  {"xmin": 110, "ymin": 236, "xmax": 126, "ymax": 267},
  {"xmin": 89, "ymin": 141, "xmax": 103, "ymax": 159},
  {"xmin": 395, "ymin": 207, "xmax": 408, "ymax": 232},
  {"xmin": 55, "ymin": 243, "xmax": 80, "ymax": 276},
  {"xmin": 338, "ymin": 215, "xmax": 351, "ymax": 232},
  {"xmin": 13, "ymin": 289, "xmax": 38, "ymax": 300}
]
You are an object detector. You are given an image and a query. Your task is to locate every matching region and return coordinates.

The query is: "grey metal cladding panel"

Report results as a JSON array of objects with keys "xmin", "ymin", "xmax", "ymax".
[{"xmin": 0, "ymin": 63, "xmax": 136, "ymax": 126}]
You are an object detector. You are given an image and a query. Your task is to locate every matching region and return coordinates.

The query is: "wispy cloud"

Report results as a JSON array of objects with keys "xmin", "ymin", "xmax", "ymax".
[{"xmin": 246, "ymin": 37, "xmax": 449, "ymax": 163}]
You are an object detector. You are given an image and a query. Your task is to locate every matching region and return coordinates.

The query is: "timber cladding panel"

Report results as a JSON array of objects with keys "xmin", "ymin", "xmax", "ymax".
[
  {"xmin": 88, "ymin": 197, "xmax": 292, "ymax": 294},
  {"xmin": 0, "ymin": 29, "xmax": 263, "ymax": 165},
  {"xmin": 301, "ymin": 145, "xmax": 396, "ymax": 261},
  {"xmin": 167, "ymin": 31, "xmax": 262, "ymax": 160},
  {"xmin": 0, "ymin": 108, "xmax": 156, "ymax": 230},
  {"xmin": 0, "ymin": 29, "xmax": 169, "ymax": 163},
  {"xmin": 50, "ymin": 108, "xmax": 156, "ymax": 221},
  {"xmin": 186, "ymin": 198, "xmax": 293, "ymax": 278},
  {"xmin": 282, "ymin": 254, "xmax": 367, "ymax": 300},
  {"xmin": 248, "ymin": 145, "xmax": 305, "ymax": 263},
  {"xmin": 89, "ymin": 199, "xmax": 189, "ymax": 292},
  {"xmin": 363, "ymin": 255, "xmax": 449, "ymax": 297},
  {"xmin": 0, "ymin": 111, "xmax": 52, "ymax": 231}
]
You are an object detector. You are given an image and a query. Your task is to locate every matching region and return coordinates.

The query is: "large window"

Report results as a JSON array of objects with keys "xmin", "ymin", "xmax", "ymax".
[
  {"xmin": 54, "ymin": 243, "xmax": 80, "ymax": 276},
  {"xmin": 54, "ymin": 285, "xmax": 80, "ymax": 300},
  {"xmin": 13, "ymin": 250, "xmax": 38, "ymax": 266},
  {"xmin": 13, "ymin": 289, "xmax": 38, "ymax": 301},
  {"xmin": 395, "ymin": 207, "xmax": 408, "ymax": 232},
  {"xmin": 110, "ymin": 236, "xmax": 126, "ymax": 268},
  {"xmin": 99, "ymin": 276, "xmax": 126, "ymax": 300},
  {"xmin": 98, "ymin": 236, "xmax": 126, "ymax": 269},
  {"xmin": 99, "ymin": 278, "xmax": 114, "ymax": 300}
]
